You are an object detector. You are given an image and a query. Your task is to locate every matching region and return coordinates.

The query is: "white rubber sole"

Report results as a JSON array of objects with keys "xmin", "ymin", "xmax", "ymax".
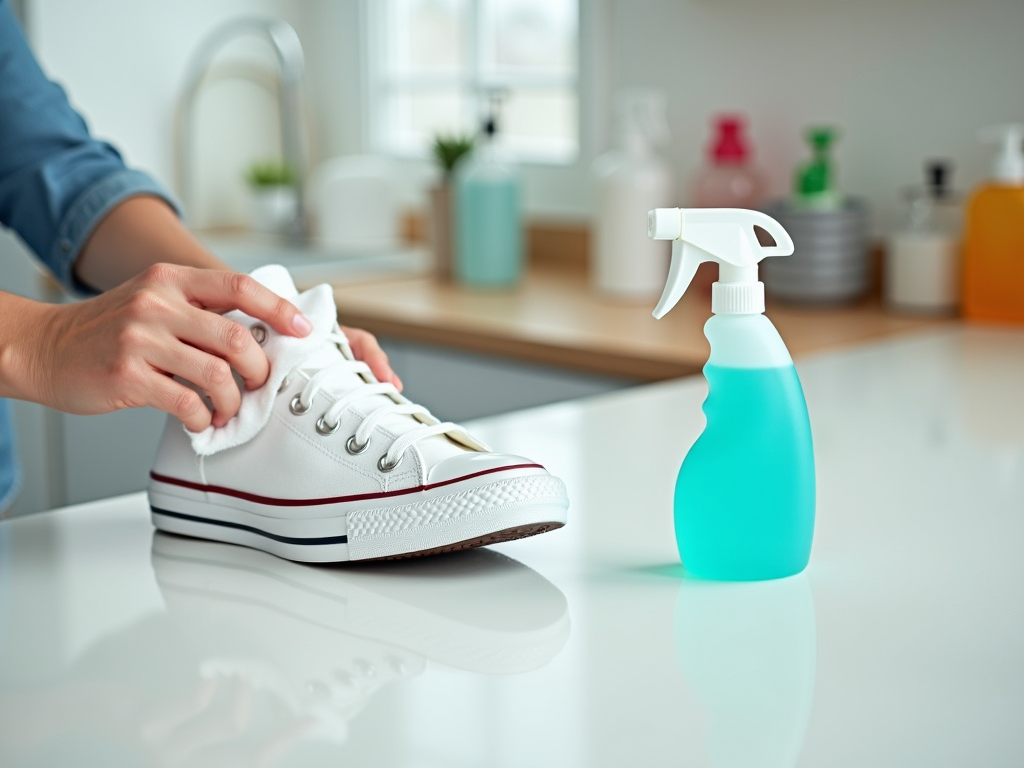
[{"xmin": 148, "ymin": 470, "xmax": 568, "ymax": 563}]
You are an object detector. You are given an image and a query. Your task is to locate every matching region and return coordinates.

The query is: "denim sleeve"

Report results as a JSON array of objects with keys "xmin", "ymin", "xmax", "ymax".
[{"xmin": 0, "ymin": 0, "xmax": 181, "ymax": 294}]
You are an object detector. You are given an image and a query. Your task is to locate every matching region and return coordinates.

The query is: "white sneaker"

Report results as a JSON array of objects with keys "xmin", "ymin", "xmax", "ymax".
[{"xmin": 147, "ymin": 266, "xmax": 568, "ymax": 563}]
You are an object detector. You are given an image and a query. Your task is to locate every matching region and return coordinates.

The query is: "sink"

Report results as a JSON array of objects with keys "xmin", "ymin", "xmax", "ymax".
[{"xmin": 201, "ymin": 235, "xmax": 430, "ymax": 288}]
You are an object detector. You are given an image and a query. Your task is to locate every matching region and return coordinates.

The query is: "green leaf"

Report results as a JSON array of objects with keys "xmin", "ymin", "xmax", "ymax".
[
  {"xmin": 432, "ymin": 134, "xmax": 475, "ymax": 176},
  {"xmin": 245, "ymin": 159, "xmax": 296, "ymax": 188}
]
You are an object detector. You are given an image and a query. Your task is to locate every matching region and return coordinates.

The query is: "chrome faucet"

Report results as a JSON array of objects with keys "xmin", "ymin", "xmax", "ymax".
[{"xmin": 175, "ymin": 17, "xmax": 308, "ymax": 243}]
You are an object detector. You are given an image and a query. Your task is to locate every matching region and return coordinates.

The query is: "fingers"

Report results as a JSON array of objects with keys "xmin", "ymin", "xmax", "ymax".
[
  {"xmin": 174, "ymin": 268, "xmax": 312, "ymax": 338},
  {"xmin": 173, "ymin": 307, "xmax": 270, "ymax": 391},
  {"xmin": 147, "ymin": 342, "xmax": 243, "ymax": 428},
  {"xmin": 342, "ymin": 326, "xmax": 403, "ymax": 391},
  {"xmin": 146, "ymin": 374, "xmax": 213, "ymax": 433}
]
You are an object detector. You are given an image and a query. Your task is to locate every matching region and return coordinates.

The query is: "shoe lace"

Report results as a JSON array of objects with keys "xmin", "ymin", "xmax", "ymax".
[{"xmin": 282, "ymin": 332, "xmax": 470, "ymax": 472}]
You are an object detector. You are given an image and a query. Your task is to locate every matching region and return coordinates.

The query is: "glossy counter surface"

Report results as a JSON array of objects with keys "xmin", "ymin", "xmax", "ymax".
[{"xmin": 2, "ymin": 326, "xmax": 1022, "ymax": 767}]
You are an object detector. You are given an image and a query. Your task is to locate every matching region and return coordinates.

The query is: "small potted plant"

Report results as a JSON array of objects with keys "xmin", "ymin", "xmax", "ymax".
[
  {"xmin": 430, "ymin": 134, "xmax": 474, "ymax": 279},
  {"xmin": 245, "ymin": 159, "xmax": 297, "ymax": 236}
]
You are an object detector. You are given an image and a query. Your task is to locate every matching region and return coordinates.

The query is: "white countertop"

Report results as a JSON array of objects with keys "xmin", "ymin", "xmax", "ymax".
[{"xmin": 1, "ymin": 326, "xmax": 1022, "ymax": 767}]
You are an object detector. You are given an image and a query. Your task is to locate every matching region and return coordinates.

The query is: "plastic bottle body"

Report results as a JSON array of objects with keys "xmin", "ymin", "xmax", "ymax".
[
  {"xmin": 962, "ymin": 183, "xmax": 1024, "ymax": 323},
  {"xmin": 692, "ymin": 163, "xmax": 763, "ymax": 209},
  {"xmin": 454, "ymin": 150, "xmax": 523, "ymax": 287},
  {"xmin": 593, "ymin": 150, "xmax": 674, "ymax": 297},
  {"xmin": 675, "ymin": 314, "xmax": 815, "ymax": 580}
]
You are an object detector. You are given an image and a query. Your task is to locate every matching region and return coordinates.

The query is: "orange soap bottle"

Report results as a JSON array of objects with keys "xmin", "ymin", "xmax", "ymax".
[{"xmin": 962, "ymin": 124, "xmax": 1024, "ymax": 323}]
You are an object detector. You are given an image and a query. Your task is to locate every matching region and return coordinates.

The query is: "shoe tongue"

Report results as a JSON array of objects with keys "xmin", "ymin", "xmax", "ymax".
[
  {"xmin": 247, "ymin": 268, "xmax": 482, "ymax": 463},
  {"xmin": 251, "ymin": 265, "xmax": 346, "ymax": 371},
  {"xmin": 250, "ymin": 264, "xmax": 299, "ymax": 299}
]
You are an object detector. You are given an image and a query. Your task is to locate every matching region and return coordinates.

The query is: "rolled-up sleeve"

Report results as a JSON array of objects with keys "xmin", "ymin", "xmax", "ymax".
[{"xmin": 0, "ymin": 0, "xmax": 180, "ymax": 293}]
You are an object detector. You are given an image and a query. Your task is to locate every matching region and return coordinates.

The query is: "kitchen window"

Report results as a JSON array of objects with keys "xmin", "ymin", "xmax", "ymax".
[{"xmin": 365, "ymin": 0, "xmax": 579, "ymax": 164}]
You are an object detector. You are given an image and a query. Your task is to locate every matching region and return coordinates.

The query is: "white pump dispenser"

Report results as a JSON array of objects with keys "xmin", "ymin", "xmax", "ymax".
[
  {"xmin": 649, "ymin": 207, "xmax": 794, "ymax": 317},
  {"xmin": 646, "ymin": 207, "xmax": 814, "ymax": 581},
  {"xmin": 592, "ymin": 90, "xmax": 675, "ymax": 298},
  {"xmin": 982, "ymin": 124, "xmax": 1024, "ymax": 184}
]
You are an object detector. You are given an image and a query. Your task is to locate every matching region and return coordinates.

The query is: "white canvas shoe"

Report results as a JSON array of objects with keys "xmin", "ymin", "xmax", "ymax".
[{"xmin": 148, "ymin": 266, "xmax": 568, "ymax": 563}]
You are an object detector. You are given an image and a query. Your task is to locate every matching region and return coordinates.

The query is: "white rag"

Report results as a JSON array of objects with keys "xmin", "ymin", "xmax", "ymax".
[{"xmin": 187, "ymin": 265, "xmax": 339, "ymax": 457}]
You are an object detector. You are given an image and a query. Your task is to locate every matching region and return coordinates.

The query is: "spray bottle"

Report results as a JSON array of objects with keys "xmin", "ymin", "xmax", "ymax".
[{"xmin": 648, "ymin": 207, "xmax": 815, "ymax": 580}]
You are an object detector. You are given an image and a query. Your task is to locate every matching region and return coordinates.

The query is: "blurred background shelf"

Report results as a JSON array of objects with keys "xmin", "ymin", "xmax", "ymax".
[{"xmin": 332, "ymin": 261, "xmax": 950, "ymax": 383}]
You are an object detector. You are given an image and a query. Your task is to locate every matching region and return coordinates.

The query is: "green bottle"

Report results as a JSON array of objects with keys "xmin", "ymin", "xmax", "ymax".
[{"xmin": 795, "ymin": 127, "xmax": 841, "ymax": 210}]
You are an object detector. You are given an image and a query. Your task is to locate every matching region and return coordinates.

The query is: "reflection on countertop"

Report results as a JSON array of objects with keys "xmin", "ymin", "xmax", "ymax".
[
  {"xmin": 152, "ymin": 534, "xmax": 570, "ymax": 749},
  {"xmin": 0, "ymin": 528, "xmax": 568, "ymax": 766},
  {"xmin": 675, "ymin": 575, "xmax": 816, "ymax": 768}
]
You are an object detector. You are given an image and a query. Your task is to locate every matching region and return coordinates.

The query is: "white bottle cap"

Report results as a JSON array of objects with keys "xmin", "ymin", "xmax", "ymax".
[{"xmin": 712, "ymin": 281, "xmax": 766, "ymax": 314}]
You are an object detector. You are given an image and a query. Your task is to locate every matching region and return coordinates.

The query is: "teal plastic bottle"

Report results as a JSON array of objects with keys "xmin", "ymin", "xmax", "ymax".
[
  {"xmin": 678, "ymin": 316, "xmax": 815, "ymax": 579},
  {"xmin": 648, "ymin": 208, "xmax": 816, "ymax": 581},
  {"xmin": 454, "ymin": 114, "xmax": 523, "ymax": 287}
]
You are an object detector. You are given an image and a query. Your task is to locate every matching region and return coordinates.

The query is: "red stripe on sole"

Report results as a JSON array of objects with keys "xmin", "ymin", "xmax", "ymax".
[{"xmin": 149, "ymin": 463, "xmax": 545, "ymax": 507}]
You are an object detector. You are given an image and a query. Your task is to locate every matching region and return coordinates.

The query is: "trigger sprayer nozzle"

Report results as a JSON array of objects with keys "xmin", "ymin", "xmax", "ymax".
[
  {"xmin": 648, "ymin": 207, "xmax": 795, "ymax": 318},
  {"xmin": 648, "ymin": 208, "xmax": 682, "ymax": 240}
]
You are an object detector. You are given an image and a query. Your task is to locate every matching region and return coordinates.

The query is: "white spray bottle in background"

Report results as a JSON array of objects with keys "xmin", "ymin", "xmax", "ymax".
[
  {"xmin": 649, "ymin": 208, "xmax": 815, "ymax": 580},
  {"xmin": 592, "ymin": 90, "xmax": 675, "ymax": 298}
]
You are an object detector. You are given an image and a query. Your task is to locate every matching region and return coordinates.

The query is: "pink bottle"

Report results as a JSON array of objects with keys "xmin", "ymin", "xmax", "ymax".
[
  {"xmin": 690, "ymin": 116, "xmax": 765, "ymax": 294},
  {"xmin": 692, "ymin": 115, "xmax": 764, "ymax": 209}
]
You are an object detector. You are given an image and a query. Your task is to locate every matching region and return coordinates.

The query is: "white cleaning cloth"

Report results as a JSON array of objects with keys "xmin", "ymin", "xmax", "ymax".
[{"xmin": 188, "ymin": 265, "xmax": 338, "ymax": 457}]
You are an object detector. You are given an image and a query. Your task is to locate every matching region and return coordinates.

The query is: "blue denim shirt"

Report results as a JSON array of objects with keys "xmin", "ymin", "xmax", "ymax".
[{"xmin": 0, "ymin": 0, "xmax": 177, "ymax": 513}]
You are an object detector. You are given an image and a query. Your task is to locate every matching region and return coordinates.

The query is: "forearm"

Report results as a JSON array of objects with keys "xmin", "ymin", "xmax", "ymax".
[
  {"xmin": 0, "ymin": 291, "xmax": 58, "ymax": 403},
  {"xmin": 73, "ymin": 195, "xmax": 228, "ymax": 291}
]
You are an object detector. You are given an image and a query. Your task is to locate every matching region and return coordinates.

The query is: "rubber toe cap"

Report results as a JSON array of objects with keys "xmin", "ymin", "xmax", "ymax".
[{"xmin": 427, "ymin": 452, "xmax": 544, "ymax": 485}]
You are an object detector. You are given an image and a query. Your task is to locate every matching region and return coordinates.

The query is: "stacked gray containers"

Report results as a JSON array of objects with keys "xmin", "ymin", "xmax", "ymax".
[{"xmin": 762, "ymin": 200, "xmax": 870, "ymax": 304}]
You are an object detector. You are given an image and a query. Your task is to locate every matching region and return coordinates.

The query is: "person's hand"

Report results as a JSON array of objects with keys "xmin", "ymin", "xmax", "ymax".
[
  {"xmin": 4, "ymin": 263, "xmax": 402, "ymax": 431},
  {"xmin": 342, "ymin": 325, "xmax": 403, "ymax": 393},
  {"xmin": 21, "ymin": 264, "xmax": 311, "ymax": 431}
]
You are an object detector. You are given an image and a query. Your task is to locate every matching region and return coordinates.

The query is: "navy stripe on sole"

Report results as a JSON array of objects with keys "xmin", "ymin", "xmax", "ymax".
[{"xmin": 151, "ymin": 506, "xmax": 349, "ymax": 546}]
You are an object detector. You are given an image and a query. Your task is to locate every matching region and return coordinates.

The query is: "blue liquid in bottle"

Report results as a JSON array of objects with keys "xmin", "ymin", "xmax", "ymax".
[
  {"xmin": 676, "ymin": 363, "xmax": 815, "ymax": 580},
  {"xmin": 455, "ymin": 171, "xmax": 523, "ymax": 287}
]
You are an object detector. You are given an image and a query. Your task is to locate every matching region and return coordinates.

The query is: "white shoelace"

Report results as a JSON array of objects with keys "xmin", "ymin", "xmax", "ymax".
[{"xmin": 282, "ymin": 332, "xmax": 470, "ymax": 472}]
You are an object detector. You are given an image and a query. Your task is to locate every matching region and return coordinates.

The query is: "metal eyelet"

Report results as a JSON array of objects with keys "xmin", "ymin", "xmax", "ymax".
[
  {"xmin": 346, "ymin": 435, "xmax": 368, "ymax": 455},
  {"xmin": 316, "ymin": 415, "xmax": 340, "ymax": 436},
  {"xmin": 277, "ymin": 376, "xmax": 291, "ymax": 394},
  {"xmin": 250, "ymin": 324, "xmax": 268, "ymax": 346},
  {"xmin": 290, "ymin": 395, "xmax": 310, "ymax": 415},
  {"xmin": 377, "ymin": 453, "xmax": 403, "ymax": 473}
]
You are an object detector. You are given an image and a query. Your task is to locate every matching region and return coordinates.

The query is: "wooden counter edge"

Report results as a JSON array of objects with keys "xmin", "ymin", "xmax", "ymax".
[{"xmin": 331, "ymin": 308, "xmax": 702, "ymax": 382}]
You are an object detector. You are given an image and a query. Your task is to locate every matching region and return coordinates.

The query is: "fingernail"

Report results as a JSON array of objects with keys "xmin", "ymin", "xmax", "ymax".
[{"xmin": 292, "ymin": 313, "xmax": 313, "ymax": 336}]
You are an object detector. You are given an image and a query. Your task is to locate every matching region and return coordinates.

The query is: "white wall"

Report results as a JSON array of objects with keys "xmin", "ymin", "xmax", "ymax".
[
  {"xmin": 27, "ymin": 0, "xmax": 303, "ymax": 228},
  {"xmin": 604, "ymin": 0, "xmax": 1024, "ymax": 235},
  {"xmin": 23, "ymin": 0, "xmax": 1024, "ymax": 234}
]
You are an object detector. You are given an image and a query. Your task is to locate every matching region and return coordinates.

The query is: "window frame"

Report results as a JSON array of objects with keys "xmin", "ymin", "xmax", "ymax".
[{"xmin": 361, "ymin": 0, "xmax": 581, "ymax": 166}]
